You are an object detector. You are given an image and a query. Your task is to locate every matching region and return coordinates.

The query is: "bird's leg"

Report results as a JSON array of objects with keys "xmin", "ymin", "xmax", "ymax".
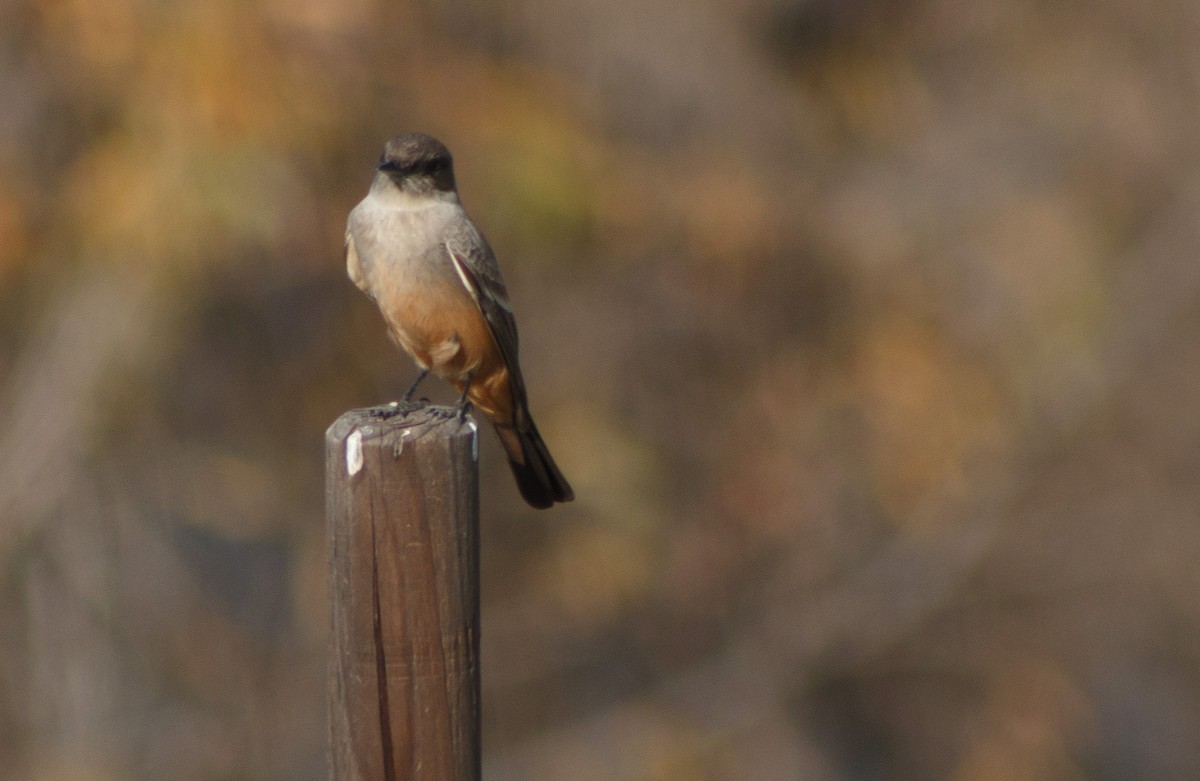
[
  {"xmin": 368, "ymin": 369, "xmax": 430, "ymax": 420},
  {"xmin": 424, "ymin": 373, "xmax": 474, "ymax": 421},
  {"xmin": 452, "ymin": 373, "xmax": 474, "ymax": 421},
  {"xmin": 403, "ymin": 369, "xmax": 430, "ymax": 402}
]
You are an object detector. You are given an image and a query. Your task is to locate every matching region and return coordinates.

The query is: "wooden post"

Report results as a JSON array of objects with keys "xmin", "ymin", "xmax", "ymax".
[{"xmin": 326, "ymin": 405, "xmax": 481, "ymax": 781}]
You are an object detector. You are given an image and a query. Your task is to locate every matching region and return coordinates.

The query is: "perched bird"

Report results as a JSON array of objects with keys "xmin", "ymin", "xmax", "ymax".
[{"xmin": 345, "ymin": 133, "xmax": 573, "ymax": 508}]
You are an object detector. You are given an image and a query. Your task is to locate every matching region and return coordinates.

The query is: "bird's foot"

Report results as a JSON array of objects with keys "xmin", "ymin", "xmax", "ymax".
[
  {"xmin": 427, "ymin": 401, "xmax": 473, "ymax": 422},
  {"xmin": 369, "ymin": 400, "xmax": 425, "ymax": 420}
]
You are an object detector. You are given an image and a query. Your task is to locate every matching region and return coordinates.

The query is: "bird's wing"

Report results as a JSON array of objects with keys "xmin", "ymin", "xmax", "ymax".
[
  {"xmin": 444, "ymin": 233, "xmax": 528, "ymax": 398},
  {"xmin": 345, "ymin": 228, "xmax": 372, "ymax": 298}
]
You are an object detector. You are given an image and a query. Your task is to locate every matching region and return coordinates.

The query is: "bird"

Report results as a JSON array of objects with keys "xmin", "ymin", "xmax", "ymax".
[{"xmin": 345, "ymin": 132, "xmax": 574, "ymax": 508}]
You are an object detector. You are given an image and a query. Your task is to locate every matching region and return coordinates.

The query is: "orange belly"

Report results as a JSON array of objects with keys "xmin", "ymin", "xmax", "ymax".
[{"xmin": 381, "ymin": 281, "xmax": 514, "ymax": 424}]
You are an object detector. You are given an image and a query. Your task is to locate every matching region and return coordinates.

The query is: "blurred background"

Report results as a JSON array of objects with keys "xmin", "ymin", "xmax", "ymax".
[{"xmin": 3, "ymin": 0, "xmax": 1200, "ymax": 778}]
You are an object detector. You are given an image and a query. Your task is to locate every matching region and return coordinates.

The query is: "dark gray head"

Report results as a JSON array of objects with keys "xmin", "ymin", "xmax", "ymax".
[{"xmin": 376, "ymin": 132, "xmax": 457, "ymax": 194}]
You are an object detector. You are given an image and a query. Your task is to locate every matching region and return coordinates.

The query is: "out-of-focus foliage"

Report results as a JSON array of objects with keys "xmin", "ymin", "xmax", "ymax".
[{"xmin": 2, "ymin": 0, "xmax": 1200, "ymax": 778}]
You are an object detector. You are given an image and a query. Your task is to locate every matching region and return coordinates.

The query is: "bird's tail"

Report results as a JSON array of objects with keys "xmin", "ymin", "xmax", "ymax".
[{"xmin": 493, "ymin": 418, "xmax": 574, "ymax": 509}]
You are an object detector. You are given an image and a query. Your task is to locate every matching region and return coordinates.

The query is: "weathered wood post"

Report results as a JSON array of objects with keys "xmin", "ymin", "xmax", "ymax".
[{"xmin": 326, "ymin": 405, "xmax": 481, "ymax": 781}]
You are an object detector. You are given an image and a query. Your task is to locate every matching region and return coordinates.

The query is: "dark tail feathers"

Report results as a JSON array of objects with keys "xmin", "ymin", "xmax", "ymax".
[{"xmin": 496, "ymin": 419, "xmax": 573, "ymax": 509}]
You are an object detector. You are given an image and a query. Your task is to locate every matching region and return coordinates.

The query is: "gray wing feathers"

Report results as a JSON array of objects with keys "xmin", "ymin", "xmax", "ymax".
[
  {"xmin": 445, "ymin": 232, "xmax": 519, "ymax": 360},
  {"xmin": 345, "ymin": 229, "xmax": 369, "ymax": 295},
  {"xmin": 444, "ymin": 235, "xmax": 531, "ymax": 410}
]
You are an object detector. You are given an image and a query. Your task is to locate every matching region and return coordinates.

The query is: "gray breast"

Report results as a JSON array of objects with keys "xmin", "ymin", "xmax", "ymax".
[{"xmin": 349, "ymin": 199, "xmax": 463, "ymax": 293}]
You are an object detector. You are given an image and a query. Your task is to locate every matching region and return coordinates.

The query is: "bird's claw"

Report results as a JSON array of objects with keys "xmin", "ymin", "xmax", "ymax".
[
  {"xmin": 369, "ymin": 400, "xmax": 424, "ymax": 420},
  {"xmin": 426, "ymin": 401, "xmax": 472, "ymax": 422}
]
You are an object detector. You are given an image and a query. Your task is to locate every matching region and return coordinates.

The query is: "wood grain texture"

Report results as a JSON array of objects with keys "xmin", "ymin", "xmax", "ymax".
[{"xmin": 326, "ymin": 405, "xmax": 480, "ymax": 781}]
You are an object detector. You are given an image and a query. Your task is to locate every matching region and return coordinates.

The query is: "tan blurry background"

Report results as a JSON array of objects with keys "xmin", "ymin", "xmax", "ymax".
[{"xmin": 3, "ymin": 0, "xmax": 1200, "ymax": 778}]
